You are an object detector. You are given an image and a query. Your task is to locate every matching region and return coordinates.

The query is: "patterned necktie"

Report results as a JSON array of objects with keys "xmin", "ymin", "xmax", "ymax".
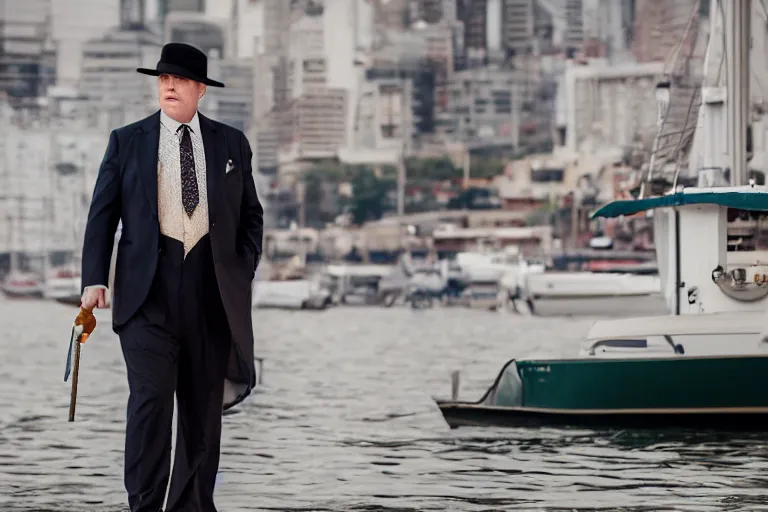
[{"xmin": 178, "ymin": 124, "xmax": 199, "ymax": 217}]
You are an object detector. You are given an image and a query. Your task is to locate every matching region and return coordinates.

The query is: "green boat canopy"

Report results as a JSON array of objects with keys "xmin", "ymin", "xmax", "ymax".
[{"xmin": 590, "ymin": 191, "xmax": 768, "ymax": 219}]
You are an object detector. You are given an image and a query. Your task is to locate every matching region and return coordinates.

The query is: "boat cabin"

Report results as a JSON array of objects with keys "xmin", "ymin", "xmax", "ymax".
[
  {"xmin": 317, "ymin": 264, "xmax": 393, "ymax": 305},
  {"xmin": 592, "ymin": 184, "xmax": 768, "ymax": 315}
]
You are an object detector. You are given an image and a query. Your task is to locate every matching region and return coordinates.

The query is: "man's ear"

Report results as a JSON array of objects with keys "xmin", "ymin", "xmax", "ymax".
[{"xmin": 199, "ymin": 84, "xmax": 207, "ymax": 99}]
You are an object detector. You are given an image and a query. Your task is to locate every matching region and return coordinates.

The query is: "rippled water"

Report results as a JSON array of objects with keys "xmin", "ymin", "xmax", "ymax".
[{"xmin": 2, "ymin": 298, "xmax": 768, "ymax": 511}]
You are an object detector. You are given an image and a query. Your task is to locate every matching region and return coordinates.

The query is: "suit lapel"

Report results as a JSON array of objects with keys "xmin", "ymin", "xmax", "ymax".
[
  {"xmin": 139, "ymin": 111, "xmax": 160, "ymax": 218},
  {"xmin": 199, "ymin": 113, "xmax": 223, "ymax": 226}
]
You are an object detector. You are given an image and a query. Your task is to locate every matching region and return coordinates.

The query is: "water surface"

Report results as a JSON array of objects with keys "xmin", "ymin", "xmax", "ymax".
[{"xmin": 1, "ymin": 299, "xmax": 766, "ymax": 511}]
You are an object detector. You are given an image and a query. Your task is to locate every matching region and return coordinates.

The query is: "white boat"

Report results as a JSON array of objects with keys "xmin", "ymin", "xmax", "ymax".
[
  {"xmin": 252, "ymin": 278, "xmax": 331, "ymax": 310},
  {"xmin": 517, "ymin": 270, "xmax": 667, "ymax": 316},
  {"xmin": 43, "ymin": 265, "xmax": 82, "ymax": 305},
  {"xmin": 522, "ymin": 270, "xmax": 660, "ymax": 299},
  {"xmin": 250, "ymin": 255, "xmax": 332, "ymax": 310},
  {"xmin": 453, "ymin": 246, "xmax": 546, "ymax": 309},
  {"xmin": 1, "ymin": 270, "xmax": 44, "ymax": 299},
  {"xmin": 317, "ymin": 263, "xmax": 394, "ymax": 305},
  {"xmin": 436, "ymin": 1, "xmax": 768, "ymax": 430}
]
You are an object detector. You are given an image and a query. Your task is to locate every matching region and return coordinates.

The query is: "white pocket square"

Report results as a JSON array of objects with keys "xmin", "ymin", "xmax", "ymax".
[{"xmin": 225, "ymin": 159, "xmax": 234, "ymax": 173}]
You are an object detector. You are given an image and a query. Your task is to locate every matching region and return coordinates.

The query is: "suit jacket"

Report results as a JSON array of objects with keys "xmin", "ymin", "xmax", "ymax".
[{"xmin": 81, "ymin": 110, "xmax": 264, "ymax": 410}]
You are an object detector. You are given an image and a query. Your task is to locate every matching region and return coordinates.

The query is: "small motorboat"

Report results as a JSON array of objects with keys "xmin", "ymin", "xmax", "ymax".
[{"xmin": 435, "ymin": 311, "xmax": 768, "ymax": 430}]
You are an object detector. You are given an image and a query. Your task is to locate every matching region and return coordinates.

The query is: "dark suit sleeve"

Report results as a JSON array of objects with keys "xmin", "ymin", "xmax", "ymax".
[
  {"xmin": 239, "ymin": 132, "xmax": 264, "ymax": 271},
  {"xmin": 81, "ymin": 129, "xmax": 122, "ymax": 291}
]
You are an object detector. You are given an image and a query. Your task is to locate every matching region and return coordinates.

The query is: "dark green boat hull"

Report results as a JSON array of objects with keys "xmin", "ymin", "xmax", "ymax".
[{"xmin": 436, "ymin": 355, "xmax": 768, "ymax": 430}]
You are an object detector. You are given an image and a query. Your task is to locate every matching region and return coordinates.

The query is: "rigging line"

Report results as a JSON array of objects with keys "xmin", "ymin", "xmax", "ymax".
[
  {"xmin": 644, "ymin": 1, "xmax": 703, "ymax": 193},
  {"xmin": 753, "ymin": 0, "xmax": 768, "ymax": 102},
  {"xmin": 663, "ymin": 0, "xmax": 702, "ymax": 75},
  {"xmin": 716, "ymin": 0, "xmax": 726, "ymax": 85},
  {"xmin": 672, "ymin": 84, "xmax": 703, "ymax": 189}
]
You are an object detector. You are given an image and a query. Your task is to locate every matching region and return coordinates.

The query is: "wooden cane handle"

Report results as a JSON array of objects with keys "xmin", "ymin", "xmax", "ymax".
[{"xmin": 74, "ymin": 306, "xmax": 97, "ymax": 339}]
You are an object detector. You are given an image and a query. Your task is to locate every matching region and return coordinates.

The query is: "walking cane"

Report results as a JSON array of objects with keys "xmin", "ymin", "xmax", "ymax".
[{"xmin": 64, "ymin": 306, "xmax": 97, "ymax": 422}]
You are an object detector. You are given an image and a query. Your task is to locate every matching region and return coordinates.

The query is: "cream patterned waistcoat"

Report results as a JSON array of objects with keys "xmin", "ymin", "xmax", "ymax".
[{"xmin": 157, "ymin": 111, "xmax": 209, "ymax": 257}]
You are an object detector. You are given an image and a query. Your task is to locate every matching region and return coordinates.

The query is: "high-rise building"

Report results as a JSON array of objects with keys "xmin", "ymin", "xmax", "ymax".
[
  {"xmin": 157, "ymin": 0, "xmax": 204, "ymax": 26},
  {"xmin": 164, "ymin": 12, "xmax": 227, "ymax": 58},
  {"xmin": 206, "ymin": 57, "xmax": 253, "ymax": 133},
  {"xmin": 366, "ymin": 63, "xmax": 435, "ymax": 140},
  {"xmin": 277, "ymin": 4, "xmax": 352, "ymax": 159},
  {"xmin": 563, "ymin": 0, "xmax": 583, "ymax": 52},
  {"xmin": 371, "ymin": 0, "xmax": 410, "ymax": 36},
  {"xmin": 501, "ymin": 0, "xmax": 534, "ymax": 54},
  {"xmin": 0, "ymin": 0, "xmax": 56, "ymax": 100},
  {"xmin": 79, "ymin": 27, "xmax": 162, "ymax": 127},
  {"xmin": 50, "ymin": 0, "xmax": 119, "ymax": 88},
  {"xmin": 414, "ymin": 0, "xmax": 445, "ymax": 23},
  {"xmin": 457, "ymin": 0, "xmax": 487, "ymax": 68},
  {"xmin": 120, "ymin": 0, "xmax": 148, "ymax": 28}
]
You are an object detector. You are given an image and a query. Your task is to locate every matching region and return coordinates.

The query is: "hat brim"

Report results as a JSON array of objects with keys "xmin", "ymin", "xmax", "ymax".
[{"xmin": 137, "ymin": 63, "xmax": 225, "ymax": 88}]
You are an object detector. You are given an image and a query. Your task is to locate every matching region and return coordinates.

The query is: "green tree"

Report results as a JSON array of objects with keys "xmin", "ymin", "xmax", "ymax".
[
  {"xmin": 302, "ymin": 169, "xmax": 324, "ymax": 225},
  {"xmin": 405, "ymin": 156, "xmax": 459, "ymax": 181},
  {"xmin": 350, "ymin": 168, "xmax": 391, "ymax": 225},
  {"xmin": 470, "ymin": 156, "xmax": 506, "ymax": 178}
]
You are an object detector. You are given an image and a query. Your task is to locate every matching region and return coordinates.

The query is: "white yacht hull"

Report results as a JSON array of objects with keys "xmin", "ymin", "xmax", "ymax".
[
  {"xmin": 523, "ymin": 272, "xmax": 661, "ymax": 299},
  {"xmin": 1, "ymin": 272, "xmax": 44, "ymax": 299},
  {"xmin": 252, "ymin": 279, "xmax": 331, "ymax": 310}
]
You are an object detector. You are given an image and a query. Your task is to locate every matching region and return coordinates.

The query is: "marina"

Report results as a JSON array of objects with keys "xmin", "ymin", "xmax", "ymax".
[{"xmin": 4, "ymin": 0, "xmax": 768, "ymax": 510}]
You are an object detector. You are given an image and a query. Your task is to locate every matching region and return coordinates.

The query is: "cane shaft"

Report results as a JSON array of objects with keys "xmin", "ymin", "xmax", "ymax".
[{"xmin": 68, "ymin": 340, "xmax": 82, "ymax": 422}]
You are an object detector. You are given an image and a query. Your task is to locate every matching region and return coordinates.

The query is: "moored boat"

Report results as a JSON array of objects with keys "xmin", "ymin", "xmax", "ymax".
[
  {"xmin": 1, "ymin": 270, "xmax": 44, "ymax": 299},
  {"xmin": 515, "ymin": 271, "xmax": 667, "ymax": 317},
  {"xmin": 436, "ymin": 184, "xmax": 768, "ymax": 429},
  {"xmin": 437, "ymin": 311, "xmax": 768, "ymax": 430},
  {"xmin": 435, "ymin": 1, "xmax": 768, "ymax": 430},
  {"xmin": 43, "ymin": 267, "xmax": 82, "ymax": 306}
]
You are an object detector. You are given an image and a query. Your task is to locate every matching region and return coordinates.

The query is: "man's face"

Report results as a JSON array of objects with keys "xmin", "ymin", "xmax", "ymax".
[{"xmin": 157, "ymin": 74, "xmax": 206, "ymax": 123}]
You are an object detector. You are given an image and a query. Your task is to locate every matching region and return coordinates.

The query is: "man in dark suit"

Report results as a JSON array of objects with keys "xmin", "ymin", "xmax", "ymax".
[{"xmin": 80, "ymin": 42, "xmax": 263, "ymax": 512}]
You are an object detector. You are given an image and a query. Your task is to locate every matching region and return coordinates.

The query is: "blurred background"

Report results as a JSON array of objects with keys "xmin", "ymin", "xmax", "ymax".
[
  {"xmin": 3, "ymin": 1, "xmax": 768, "ymax": 511},
  {"xmin": 0, "ymin": 0, "xmax": 721, "ymax": 293}
]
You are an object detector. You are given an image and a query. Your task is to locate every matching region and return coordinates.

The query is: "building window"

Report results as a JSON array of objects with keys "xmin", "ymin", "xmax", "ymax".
[{"xmin": 531, "ymin": 168, "xmax": 564, "ymax": 183}]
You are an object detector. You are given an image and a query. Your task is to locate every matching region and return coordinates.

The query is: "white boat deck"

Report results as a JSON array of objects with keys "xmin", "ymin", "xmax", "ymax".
[
  {"xmin": 586, "ymin": 311, "xmax": 765, "ymax": 340},
  {"xmin": 580, "ymin": 311, "xmax": 768, "ymax": 358}
]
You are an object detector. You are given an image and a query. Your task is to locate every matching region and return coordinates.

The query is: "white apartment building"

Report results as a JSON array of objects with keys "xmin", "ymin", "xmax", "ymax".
[
  {"xmin": 0, "ymin": 107, "xmax": 107, "ymax": 253},
  {"xmin": 164, "ymin": 11, "xmax": 228, "ymax": 58},
  {"xmin": 206, "ymin": 57, "xmax": 253, "ymax": 134},
  {"xmin": 228, "ymin": 0, "xmax": 263, "ymax": 58},
  {"xmin": 277, "ymin": 0, "xmax": 358, "ymax": 162},
  {"xmin": 0, "ymin": 0, "xmax": 56, "ymax": 99},
  {"xmin": 444, "ymin": 66, "xmax": 526, "ymax": 148},
  {"xmin": 79, "ymin": 28, "xmax": 163, "ymax": 128},
  {"xmin": 559, "ymin": 59, "xmax": 665, "ymax": 153},
  {"xmin": 353, "ymin": 77, "xmax": 412, "ymax": 153},
  {"xmin": 50, "ymin": 0, "xmax": 120, "ymax": 87}
]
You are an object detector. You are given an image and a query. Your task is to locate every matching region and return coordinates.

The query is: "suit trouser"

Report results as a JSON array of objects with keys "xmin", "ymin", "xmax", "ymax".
[{"xmin": 117, "ymin": 234, "xmax": 230, "ymax": 512}]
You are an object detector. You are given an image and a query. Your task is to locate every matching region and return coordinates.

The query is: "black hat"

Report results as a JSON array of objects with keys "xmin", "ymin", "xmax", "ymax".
[{"xmin": 137, "ymin": 42, "xmax": 225, "ymax": 88}]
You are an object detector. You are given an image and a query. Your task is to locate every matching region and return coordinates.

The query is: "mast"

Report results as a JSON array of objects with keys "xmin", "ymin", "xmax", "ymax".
[{"xmin": 725, "ymin": 0, "xmax": 751, "ymax": 186}]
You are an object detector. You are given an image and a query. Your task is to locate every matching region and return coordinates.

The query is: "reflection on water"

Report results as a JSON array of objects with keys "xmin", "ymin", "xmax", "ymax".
[{"xmin": 1, "ymin": 299, "xmax": 767, "ymax": 511}]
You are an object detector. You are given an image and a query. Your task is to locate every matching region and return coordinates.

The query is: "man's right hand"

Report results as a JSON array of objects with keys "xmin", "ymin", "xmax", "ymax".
[{"xmin": 81, "ymin": 287, "xmax": 108, "ymax": 310}]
